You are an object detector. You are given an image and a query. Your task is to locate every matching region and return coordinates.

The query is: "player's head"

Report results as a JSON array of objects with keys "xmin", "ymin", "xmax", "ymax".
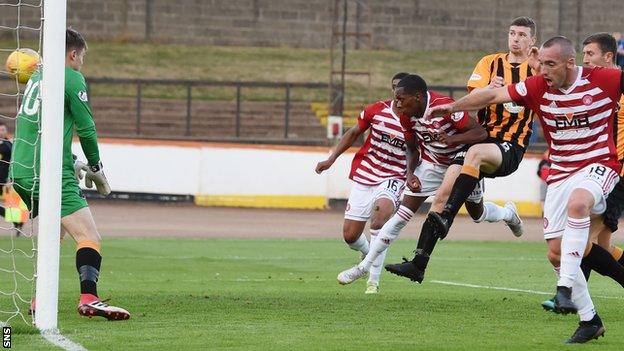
[
  {"xmin": 391, "ymin": 72, "xmax": 410, "ymax": 93},
  {"xmin": 0, "ymin": 122, "xmax": 6, "ymax": 139},
  {"xmin": 66, "ymin": 28, "xmax": 87, "ymax": 71},
  {"xmin": 393, "ymin": 74, "xmax": 428, "ymax": 117},
  {"xmin": 582, "ymin": 33, "xmax": 617, "ymax": 68},
  {"xmin": 508, "ymin": 17, "xmax": 537, "ymax": 56},
  {"xmin": 538, "ymin": 36, "xmax": 576, "ymax": 89}
]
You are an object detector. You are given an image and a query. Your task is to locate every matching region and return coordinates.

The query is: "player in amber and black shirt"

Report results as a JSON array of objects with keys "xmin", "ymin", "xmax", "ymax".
[{"xmin": 386, "ymin": 16, "xmax": 539, "ymax": 283}]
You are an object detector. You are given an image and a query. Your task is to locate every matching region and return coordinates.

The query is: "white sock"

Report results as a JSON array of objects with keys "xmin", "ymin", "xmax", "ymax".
[
  {"xmin": 570, "ymin": 266, "xmax": 596, "ymax": 321},
  {"xmin": 359, "ymin": 205, "xmax": 413, "ymax": 271},
  {"xmin": 478, "ymin": 202, "xmax": 512, "ymax": 223},
  {"xmin": 368, "ymin": 229, "xmax": 387, "ymax": 285},
  {"xmin": 347, "ymin": 234, "xmax": 369, "ymax": 255},
  {"xmin": 558, "ymin": 217, "xmax": 590, "ymax": 287}
]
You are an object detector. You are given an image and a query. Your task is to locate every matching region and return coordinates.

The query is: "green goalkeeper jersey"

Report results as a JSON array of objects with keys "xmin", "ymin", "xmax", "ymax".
[{"xmin": 11, "ymin": 67, "xmax": 100, "ymax": 179}]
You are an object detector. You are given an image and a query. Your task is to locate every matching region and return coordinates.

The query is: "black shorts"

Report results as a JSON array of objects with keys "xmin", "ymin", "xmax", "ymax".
[
  {"xmin": 449, "ymin": 139, "xmax": 525, "ymax": 179},
  {"xmin": 603, "ymin": 176, "xmax": 624, "ymax": 233}
]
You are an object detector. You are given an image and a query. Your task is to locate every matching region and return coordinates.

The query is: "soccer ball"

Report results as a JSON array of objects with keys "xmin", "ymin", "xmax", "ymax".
[{"xmin": 5, "ymin": 48, "xmax": 40, "ymax": 84}]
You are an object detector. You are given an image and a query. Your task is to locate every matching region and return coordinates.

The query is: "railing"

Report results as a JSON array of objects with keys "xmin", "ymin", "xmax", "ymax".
[
  {"xmin": 2, "ymin": 76, "xmax": 546, "ymax": 150},
  {"xmin": 85, "ymin": 77, "xmax": 328, "ymax": 141}
]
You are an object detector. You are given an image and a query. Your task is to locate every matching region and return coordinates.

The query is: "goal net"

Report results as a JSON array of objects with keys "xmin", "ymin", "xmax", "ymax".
[
  {"xmin": 0, "ymin": 0, "xmax": 43, "ymax": 327},
  {"xmin": 1, "ymin": 0, "xmax": 66, "ymax": 331}
]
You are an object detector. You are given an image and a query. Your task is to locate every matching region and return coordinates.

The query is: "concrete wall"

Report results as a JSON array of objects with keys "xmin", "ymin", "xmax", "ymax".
[
  {"xmin": 72, "ymin": 138, "xmax": 544, "ymax": 216},
  {"xmin": 2, "ymin": 0, "xmax": 624, "ymax": 51}
]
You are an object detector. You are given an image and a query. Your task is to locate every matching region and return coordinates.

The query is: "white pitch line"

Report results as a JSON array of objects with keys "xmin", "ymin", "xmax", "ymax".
[
  {"xmin": 41, "ymin": 329, "xmax": 87, "ymax": 351},
  {"xmin": 430, "ymin": 280, "xmax": 624, "ymax": 300}
]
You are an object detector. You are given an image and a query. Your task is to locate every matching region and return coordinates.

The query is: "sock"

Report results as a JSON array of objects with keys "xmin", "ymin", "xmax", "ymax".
[
  {"xmin": 442, "ymin": 165, "xmax": 480, "ymax": 223},
  {"xmin": 416, "ymin": 213, "xmax": 441, "ymax": 256},
  {"xmin": 368, "ymin": 229, "xmax": 387, "ymax": 285},
  {"xmin": 477, "ymin": 202, "xmax": 513, "ymax": 223},
  {"xmin": 581, "ymin": 243, "xmax": 624, "ymax": 287},
  {"xmin": 612, "ymin": 246, "xmax": 624, "ymax": 266},
  {"xmin": 558, "ymin": 217, "xmax": 590, "ymax": 287},
  {"xmin": 347, "ymin": 234, "xmax": 369, "ymax": 255},
  {"xmin": 409, "ymin": 213, "xmax": 444, "ymax": 271},
  {"xmin": 76, "ymin": 243, "xmax": 102, "ymax": 304},
  {"xmin": 360, "ymin": 206, "xmax": 413, "ymax": 271},
  {"xmin": 570, "ymin": 266, "xmax": 596, "ymax": 322}
]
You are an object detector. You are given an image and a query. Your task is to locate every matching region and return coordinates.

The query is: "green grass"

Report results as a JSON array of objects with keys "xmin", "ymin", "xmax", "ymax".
[
  {"xmin": 2, "ymin": 41, "xmax": 485, "ymax": 102},
  {"xmin": 2, "ymin": 237, "xmax": 624, "ymax": 350}
]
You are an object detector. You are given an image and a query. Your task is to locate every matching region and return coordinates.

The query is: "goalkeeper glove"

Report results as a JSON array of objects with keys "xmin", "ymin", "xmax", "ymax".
[
  {"xmin": 85, "ymin": 162, "xmax": 111, "ymax": 196},
  {"xmin": 73, "ymin": 155, "xmax": 88, "ymax": 182}
]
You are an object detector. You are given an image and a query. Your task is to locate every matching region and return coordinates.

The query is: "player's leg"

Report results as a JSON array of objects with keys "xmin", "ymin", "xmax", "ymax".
[
  {"xmin": 431, "ymin": 141, "xmax": 524, "ymax": 239},
  {"xmin": 468, "ymin": 180, "xmax": 523, "ymax": 237},
  {"xmin": 555, "ymin": 165, "xmax": 617, "ymax": 323},
  {"xmin": 596, "ymin": 227, "xmax": 624, "ymax": 266},
  {"xmin": 600, "ymin": 177, "xmax": 624, "ymax": 266},
  {"xmin": 365, "ymin": 180, "xmax": 406, "ymax": 293},
  {"xmin": 385, "ymin": 163, "xmax": 462, "ymax": 282},
  {"xmin": 60, "ymin": 177, "xmax": 130, "ymax": 320},
  {"xmin": 343, "ymin": 219, "xmax": 368, "ymax": 256},
  {"xmin": 343, "ymin": 183, "xmax": 374, "ymax": 257},
  {"xmin": 339, "ymin": 162, "xmax": 444, "ymax": 285}
]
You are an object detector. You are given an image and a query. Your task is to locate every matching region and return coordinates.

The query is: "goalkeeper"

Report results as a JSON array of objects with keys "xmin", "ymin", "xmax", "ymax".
[{"xmin": 10, "ymin": 28, "xmax": 130, "ymax": 320}]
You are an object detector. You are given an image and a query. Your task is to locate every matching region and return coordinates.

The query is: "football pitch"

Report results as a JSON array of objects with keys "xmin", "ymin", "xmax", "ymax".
[{"xmin": 4, "ymin": 237, "xmax": 624, "ymax": 350}]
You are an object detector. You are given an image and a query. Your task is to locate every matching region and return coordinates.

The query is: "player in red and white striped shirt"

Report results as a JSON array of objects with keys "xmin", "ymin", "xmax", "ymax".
[
  {"xmin": 337, "ymin": 75, "xmax": 493, "ymax": 288},
  {"xmin": 316, "ymin": 73, "xmax": 409, "ymax": 293},
  {"xmin": 419, "ymin": 36, "xmax": 624, "ymax": 343}
]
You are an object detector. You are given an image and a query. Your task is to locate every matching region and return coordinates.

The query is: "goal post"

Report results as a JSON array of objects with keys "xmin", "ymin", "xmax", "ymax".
[{"xmin": 34, "ymin": 0, "xmax": 67, "ymax": 331}]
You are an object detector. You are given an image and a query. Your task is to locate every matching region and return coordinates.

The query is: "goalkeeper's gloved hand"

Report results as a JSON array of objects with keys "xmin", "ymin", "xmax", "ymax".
[
  {"xmin": 85, "ymin": 162, "xmax": 111, "ymax": 196},
  {"xmin": 73, "ymin": 155, "xmax": 89, "ymax": 182}
]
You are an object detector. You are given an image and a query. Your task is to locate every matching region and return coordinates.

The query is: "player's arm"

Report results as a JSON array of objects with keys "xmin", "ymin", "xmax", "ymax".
[
  {"xmin": 68, "ymin": 76, "xmax": 110, "ymax": 195},
  {"xmin": 67, "ymin": 78, "xmax": 100, "ymax": 166},
  {"xmin": 404, "ymin": 132, "xmax": 421, "ymax": 192},
  {"xmin": 428, "ymin": 86, "xmax": 512, "ymax": 119},
  {"xmin": 315, "ymin": 123, "xmax": 366, "ymax": 174},
  {"xmin": 440, "ymin": 117, "xmax": 487, "ymax": 146}
]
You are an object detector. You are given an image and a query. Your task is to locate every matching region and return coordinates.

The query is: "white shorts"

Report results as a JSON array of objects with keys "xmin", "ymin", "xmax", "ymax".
[
  {"xmin": 403, "ymin": 160, "xmax": 483, "ymax": 203},
  {"xmin": 543, "ymin": 163, "xmax": 619, "ymax": 240},
  {"xmin": 344, "ymin": 179, "xmax": 405, "ymax": 221}
]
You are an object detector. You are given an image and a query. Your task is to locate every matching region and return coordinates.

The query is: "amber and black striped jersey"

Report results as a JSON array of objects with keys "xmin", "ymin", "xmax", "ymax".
[
  {"xmin": 467, "ymin": 53, "xmax": 536, "ymax": 149},
  {"xmin": 615, "ymin": 95, "xmax": 624, "ymax": 175}
]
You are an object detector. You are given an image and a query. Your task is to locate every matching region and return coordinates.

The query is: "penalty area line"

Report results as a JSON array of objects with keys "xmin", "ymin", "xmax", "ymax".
[
  {"xmin": 41, "ymin": 329, "xmax": 88, "ymax": 351},
  {"xmin": 430, "ymin": 280, "xmax": 624, "ymax": 300}
]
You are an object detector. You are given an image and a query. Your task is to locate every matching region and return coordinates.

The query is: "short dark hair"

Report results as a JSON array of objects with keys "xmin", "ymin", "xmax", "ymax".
[
  {"xmin": 66, "ymin": 28, "xmax": 87, "ymax": 53},
  {"xmin": 0, "ymin": 122, "xmax": 5, "ymax": 127},
  {"xmin": 396, "ymin": 74, "xmax": 427, "ymax": 96},
  {"xmin": 542, "ymin": 35, "xmax": 575, "ymax": 58},
  {"xmin": 583, "ymin": 32, "xmax": 617, "ymax": 58},
  {"xmin": 510, "ymin": 16, "xmax": 537, "ymax": 37},
  {"xmin": 392, "ymin": 72, "xmax": 410, "ymax": 82}
]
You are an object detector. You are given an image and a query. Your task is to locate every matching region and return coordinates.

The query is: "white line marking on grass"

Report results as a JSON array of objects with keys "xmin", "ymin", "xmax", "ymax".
[
  {"xmin": 41, "ymin": 329, "xmax": 87, "ymax": 351},
  {"xmin": 430, "ymin": 280, "xmax": 624, "ymax": 300}
]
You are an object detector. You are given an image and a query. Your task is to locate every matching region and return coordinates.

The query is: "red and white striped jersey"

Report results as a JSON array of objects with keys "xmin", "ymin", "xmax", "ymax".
[
  {"xmin": 399, "ymin": 91, "xmax": 470, "ymax": 166},
  {"xmin": 508, "ymin": 66, "xmax": 624, "ymax": 184},
  {"xmin": 349, "ymin": 100, "xmax": 406, "ymax": 185}
]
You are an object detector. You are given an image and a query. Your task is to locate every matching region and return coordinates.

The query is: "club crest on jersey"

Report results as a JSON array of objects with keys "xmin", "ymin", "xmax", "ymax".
[
  {"xmin": 582, "ymin": 94, "xmax": 593, "ymax": 106},
  {"xmin": 78, "ymin": 91, "xmax": 88, "ymax": 102},
  {"xmin": 451, "ymin": 112, "xmax": 464, "ymax": 122}
]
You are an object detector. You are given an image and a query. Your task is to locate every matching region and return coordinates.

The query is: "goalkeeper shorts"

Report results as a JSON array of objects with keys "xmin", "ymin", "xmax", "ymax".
[{"xmin": 13, "ymin": 174, "xmax": 88, "ymax": 218}]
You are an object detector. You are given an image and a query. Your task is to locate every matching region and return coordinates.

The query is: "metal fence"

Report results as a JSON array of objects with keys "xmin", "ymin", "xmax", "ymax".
[
  {"xmin": 2, "ymin": 76, "xmax": 546, "ymax": 150},
  {"xmin": 86, "ymin": 77, "xmax": 328, "ymax": 141}
]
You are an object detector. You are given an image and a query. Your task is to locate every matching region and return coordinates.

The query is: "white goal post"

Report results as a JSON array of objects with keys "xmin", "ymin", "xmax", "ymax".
[{"xmin": 34, "ymin": 0, "xmax": 67, "ymax": 331}]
